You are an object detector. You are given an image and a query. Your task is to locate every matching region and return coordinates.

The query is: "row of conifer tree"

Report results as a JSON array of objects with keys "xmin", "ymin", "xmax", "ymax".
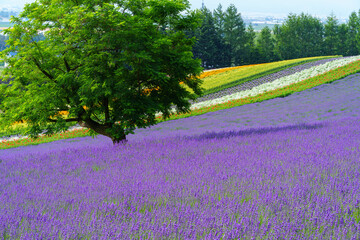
[{"xmin": 191, "ymin": 4, "xmax": 360, "ymax": 69}]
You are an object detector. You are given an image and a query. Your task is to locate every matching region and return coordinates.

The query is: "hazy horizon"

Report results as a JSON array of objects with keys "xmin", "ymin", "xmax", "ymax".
[
  {"xmin": 189, "ymin": 0, "xmax": 359, "ymax": 19},
  {"xmin": 0, "ymin": 0, "xmax": 359, "ymax": 19}
]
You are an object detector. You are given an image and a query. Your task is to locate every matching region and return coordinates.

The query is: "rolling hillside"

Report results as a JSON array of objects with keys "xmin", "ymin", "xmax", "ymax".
[{"xmin": 2, "ymin": 57, "xmax": 360, "ymax": 238}]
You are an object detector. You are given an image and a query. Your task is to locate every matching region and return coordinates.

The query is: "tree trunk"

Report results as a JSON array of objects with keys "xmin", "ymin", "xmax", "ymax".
[
  {"xmin": 111, "ymin": 128, "xmax": 127, "ymax": 145},
  {"xmin": 78, "ymin": 119, "xmax": 127, "ymax": 145}
]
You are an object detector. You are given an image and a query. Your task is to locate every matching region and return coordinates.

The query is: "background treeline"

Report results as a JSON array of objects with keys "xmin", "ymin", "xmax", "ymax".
[
  {"xmin": 1, "ymin": 4, "xmax": 360, "ymax": 69},
  {"xmin": 192, "ymin": 4, "xmax": 360, "ymax": 69}
]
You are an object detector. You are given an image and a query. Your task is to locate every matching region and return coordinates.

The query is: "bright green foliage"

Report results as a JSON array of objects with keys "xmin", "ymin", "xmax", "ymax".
[{"xmin": 0, "ymin": 0, "xmax": 203, "ymax": 144}]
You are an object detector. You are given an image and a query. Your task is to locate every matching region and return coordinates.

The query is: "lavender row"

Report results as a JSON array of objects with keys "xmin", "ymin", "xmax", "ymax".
[
  {"xmin": 1, "ymin": 117, "xmax": 360, "ymax": 239},
  {"xmin": 192, "ymin": 57, "xmax": 341, "ymax": 104}
]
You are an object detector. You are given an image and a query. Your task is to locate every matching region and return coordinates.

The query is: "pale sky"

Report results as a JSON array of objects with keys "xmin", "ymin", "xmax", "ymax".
[
  {"xmin": 189, "ymin": 0, "xmax": 359, "ymax": 18},
  {"xmin": 1, "ymin": 0, "xmax": 359, "ymax": 19}
]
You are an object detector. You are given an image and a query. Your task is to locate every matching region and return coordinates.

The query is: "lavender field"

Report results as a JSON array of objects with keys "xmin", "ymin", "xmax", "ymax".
[{"xmin": 2, "ymin": 74, "xmax": 360, "ymax": 239}]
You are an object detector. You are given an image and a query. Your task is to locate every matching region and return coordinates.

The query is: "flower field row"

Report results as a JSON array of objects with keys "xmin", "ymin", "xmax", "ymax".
[
  {"xmin": 199, "ymin": 66, "xmax": 248, "ymax": 79},
  {"xmin": 198, "ymin": 62, "xmax": 273, "ymax": 79},
  {"xmin": 199, "ymin": 56, "xmax": 336, "ymax": 94},
  {"xmin": 193, "ymin": 57, "xmax": 340, "ymax": 104},
  {"xmin": 160, "ymin": 57, "xmax": 360, "ymax": 122},
  {"xmin": 190, "ymin": 56, "xmax": 360, "ymax": 111}
]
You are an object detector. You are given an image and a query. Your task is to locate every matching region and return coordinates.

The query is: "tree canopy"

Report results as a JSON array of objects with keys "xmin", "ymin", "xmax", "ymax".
[{"xmin": 0, "ymin": 0, "xmax": 203, "ymax": 144}]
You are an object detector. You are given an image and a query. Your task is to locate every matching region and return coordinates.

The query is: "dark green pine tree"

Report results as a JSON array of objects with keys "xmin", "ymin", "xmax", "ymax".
[
  {"xmin": 243, "ymin": 23, "xmax": 261, "ymax": 64},
  {"xmin": 337, "ymin": 23, "xmax": 349, "ymax": 56},
  {"xmin": 213, "ymin": 4, "xmax": 225, "ymax": 37},
  {"xmin": 257, "ymin": 26, "xmax": 275, "ymax": 63},
  {"xmin": 212, "ymin": 4, "xmax": 232, "ymax": 67},
  {"xmin": 192, "ymin": 7, "xmax": 228, "ymax": 69},
  {"xmin": 274, "ymin": 14, "xmax": 302, "ymax": 59},
  {"xmin": 273, "ymin": 24, "xmax": 283, "ymax": 60},
  {"xmin": 346, "ymin": 11, "xmax": 360, "ymax": 56},
  {"xmin": 324, "ymin": 13, "xmax": 341, "ymax": 55},
  {"xmin": 223, "ymin": 4, "xmax": 246, "ymax": 66}
]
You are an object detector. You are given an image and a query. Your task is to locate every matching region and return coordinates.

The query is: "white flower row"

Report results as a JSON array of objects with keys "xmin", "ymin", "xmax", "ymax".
[{"xmin": 190, "ymin": 56, "xmax": 360, "ymax": 110}]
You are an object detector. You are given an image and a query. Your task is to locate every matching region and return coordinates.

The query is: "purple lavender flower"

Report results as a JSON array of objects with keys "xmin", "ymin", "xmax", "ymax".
[{"xmin": 2, "ymin": 73, "xmax": 360, "ymax": 238}]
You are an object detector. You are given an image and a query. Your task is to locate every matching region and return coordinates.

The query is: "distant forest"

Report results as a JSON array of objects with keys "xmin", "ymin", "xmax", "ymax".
[
  {"xmin": 191, "ymin": 4, "xmax": 360, "ymax": 69},
  {"xmin": 1, "ymin": 4, "xmax": 360, "ymax": 69}
]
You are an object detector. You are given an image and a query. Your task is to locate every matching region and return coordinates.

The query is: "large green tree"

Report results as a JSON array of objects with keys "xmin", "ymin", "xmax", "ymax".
[
  {"xmin": 275, "ymin": 13, "xmax": 324, "ymax": 59},
  {"xmin": 212, "ymin": 4, "xmax": 232, "ymax": 67},
  {"xmin": 192, "ymin": 7, "xmax": 227, "ymax": 69},
  {"xmin": 337, "ymin": 23, "xmax": 348, "ymax": 55},
  {"xmin": 223, "ymin": 4, "xmax": 246, "ymax": 66},
  {"xmin": 0, "ymin": 0, "xmax": 203, "ymax": 144},
  {"xmin": 243, "ymin": 23, "xmax": 260, "ymax": 64},
  {"xmin": 346, "ymin": 11, "xmax": 360, "ymax": 56},
  {"xmin": 324, "ymin": 13, "xmax": 341, "ymax": 55},
  {"xmin": 213, "ymin": 4, "xmax": 225, "ymax": 36}
]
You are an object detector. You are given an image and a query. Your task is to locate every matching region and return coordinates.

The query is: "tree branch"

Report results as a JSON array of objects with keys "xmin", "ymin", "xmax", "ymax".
[
  {"xmin": 92, "ymin": 113, "xmax": 102, "ymax": 122},
  {"xmin": 64, "ymin": 57, "xmax": 71, "ymax": 72},
  {"xmin": 104, "ymin": 97, "xmax": 109, "ymax": 122},
  {"xmin": 70, "ymin": 64, "xmax": 83, "ymax": 71},
  {"xmin": 32, "ymin": 57, "xmax": 54, "ymax": 80}
]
